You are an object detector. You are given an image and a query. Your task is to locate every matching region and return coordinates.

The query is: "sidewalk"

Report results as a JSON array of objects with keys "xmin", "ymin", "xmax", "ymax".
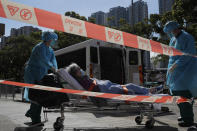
[{"xmin": 0, "ymin": 96, "xmax": 195, "ymax": 131}]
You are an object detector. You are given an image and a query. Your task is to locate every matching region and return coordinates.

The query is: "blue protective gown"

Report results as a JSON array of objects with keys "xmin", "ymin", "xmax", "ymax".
[
  {"xmin": 166, "ymin": 30, "xmax": 197, "ymax": 96},
  {"xmin": 24, "ymin": 42, "xmax": 58, "ymax": 101}
]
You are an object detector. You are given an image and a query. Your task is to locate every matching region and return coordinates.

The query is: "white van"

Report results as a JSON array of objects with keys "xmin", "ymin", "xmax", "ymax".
[{"xmin": 55, "ymin": 39, "xmax": 148, "ymax": 85}]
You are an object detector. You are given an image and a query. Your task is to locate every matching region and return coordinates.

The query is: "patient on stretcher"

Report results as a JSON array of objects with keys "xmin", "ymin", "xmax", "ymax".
[{"xmin": 64, "ymin": 63, "xmax": 163, "ymax": 95}]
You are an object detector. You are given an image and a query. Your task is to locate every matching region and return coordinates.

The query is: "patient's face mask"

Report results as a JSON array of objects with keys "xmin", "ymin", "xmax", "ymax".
[{"xmin": 80, "ymin": 69, "xmax": 86, "ymax": 76}]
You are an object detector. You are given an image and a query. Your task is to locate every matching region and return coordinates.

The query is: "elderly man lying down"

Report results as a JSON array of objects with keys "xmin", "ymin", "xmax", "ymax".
[{"xmin": 59, "ymin": 63, "xmax": 163, "ymax": 95}]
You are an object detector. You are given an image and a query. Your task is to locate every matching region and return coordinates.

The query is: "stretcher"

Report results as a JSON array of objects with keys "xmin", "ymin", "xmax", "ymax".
[
  {"xmin": 0, "ymin": 69, "xmax": 170, "ymax": 131},
  {"xmin": 36, "ymin": 68, "xmax": 169, "ymax": 130}
]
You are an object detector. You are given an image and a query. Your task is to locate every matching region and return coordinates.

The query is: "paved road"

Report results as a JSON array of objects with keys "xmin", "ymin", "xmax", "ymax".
[{"xmin": 0, "ymin": 96, "xmax": 196, "ymax": 131}]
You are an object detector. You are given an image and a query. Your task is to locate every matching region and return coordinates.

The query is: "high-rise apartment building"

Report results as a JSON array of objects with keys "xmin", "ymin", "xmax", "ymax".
[
  {"xmin": 90, "ymin": 11, "xmax": 106, "ymax": 25},
  {"xmin": 0, "ymin": 26, "xmax": 41, "ymax": 49},
  {"xmin": 0, "ymin": 36, "xmax": 10, "ymax": 49},
  {"xmin": 89, "ymin": 0, "xmax": 148, "ymax": 27},
  {"xmin": 107, "ymin": 6, "xmax": 127, "ymax": 27},
  {"xmin": 129, "ymin": 0, "xmax": 148, "ymax": 25},
  {"xmin": 159, "ymin": 0, "xmax": 175, "ymax": 14},
  {"xmin": 10, "ymin": 26, "xmax": 41, "ymax": 37}
]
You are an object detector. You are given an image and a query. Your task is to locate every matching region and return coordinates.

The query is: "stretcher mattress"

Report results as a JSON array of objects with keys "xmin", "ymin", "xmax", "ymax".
[{"xmin": 57, "ymin": 68, "xmax": 84, "ymax": 90}]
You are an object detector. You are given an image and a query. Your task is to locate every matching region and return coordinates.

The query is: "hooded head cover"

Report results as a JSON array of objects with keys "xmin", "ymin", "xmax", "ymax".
[
  {"xmin": 163, "ymin": 21, "xmax": 180, "ymax": 34},
  {"xmin": 41, "ymin": 31, "xmax": 58, "ymax": 45}
]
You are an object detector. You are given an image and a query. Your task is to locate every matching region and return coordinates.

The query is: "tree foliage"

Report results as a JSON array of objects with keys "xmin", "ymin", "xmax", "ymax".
[
  {"xmin": 0, "ymin": 32, "xmax": 41, "ymax": 81},
  {"xmin": 149, "ymin": 0, "xmax": 197, "ymax": 43},
  {"xmin": 65, "ymin": 11, "xmax": 87, "ymax": 21},
  {"xmin": 172, "ymin": 0, "xmax": 197, "ymax": 41},
  {"xmin": 149, "ymin": 0, "xmax": 197, "ymax": 67},
  {"xmin": 133, "ymin": 20, "xmax": 152, "ymax": 39}
]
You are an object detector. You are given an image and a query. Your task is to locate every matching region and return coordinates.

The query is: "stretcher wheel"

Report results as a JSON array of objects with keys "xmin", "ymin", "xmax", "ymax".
[
  {"xmin": 188, "ymin": 126, "xmax": 197, "ymax": 131},
  {"xmin": 56, "ymin": 117, "xmax": 63, "ymax": 123},
  {"xmin": 53, "ymin": 117, "xmax": 64, "ymax": 131},
  {"xmin": 145, "ymin": 118, "xmax": 155, "ymax": 129},
  {"xmin": 135, "ymin": 116, "xmax": 142, "ymax": 125},
  {"xmin": 53, "ymin": 121, "xmax": 64, "ymax": 131}
]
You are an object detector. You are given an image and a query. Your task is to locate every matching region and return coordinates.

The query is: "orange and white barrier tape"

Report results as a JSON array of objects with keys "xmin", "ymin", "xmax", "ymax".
[
  {"xmin": 0, "ymin": 1, "xmax": 195, "ymax": 104},
  {"xmin": 0, "ymin": 80, "xmax": 193, "ymax": 104},
  {"xmin": 0, "ymin": 0, "xmax": 186, "ymax": 57},
  {"xmin": 176, "ymin": 97, "xmax": 193, "ymax": 104}
]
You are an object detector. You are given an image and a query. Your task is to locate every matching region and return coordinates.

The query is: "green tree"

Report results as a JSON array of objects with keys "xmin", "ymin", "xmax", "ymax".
[
  {"xmin": 149, "ymin": 0, "xmax": 197, "ymax": 43},
  {"xmin": 88, "ymin": 17, "xmax": 96, "ymax": 24},
  {"xmin": 133, "ymin": 20, "xmax": 152, "ymax": 39},
  {"xmin": 172, "ymin": 0, "xmax": 197, "ymax": 25},
  {"xmin": 0, "ymin": 32, "xmax": 41, "ymax": 81},
  {"xmin": 149, "ymin": 0, "xmax": 197, "ymax": 66},
  {"xmin": 172, "ymin": 0, "xmax": 197, "ymax": 41},
  {"xmin": 55, "ymin": 31, "xmax": 87, "ymax": 49},
  {"xmin": 118, "ymin": 18, "xmax": 132, "ymax": 33},
  {"xmin": 65, "ymin": 11, "xmax": 87, "ymax": 21},
  {"xmin": 151, "ymin": 54, "xmax": 169, "ymax": 68}
]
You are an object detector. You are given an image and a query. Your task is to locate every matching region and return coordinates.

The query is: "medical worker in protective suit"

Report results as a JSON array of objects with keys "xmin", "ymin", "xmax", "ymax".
[
  {"xmin": 24, "ymin": 31, "xmax": 58, "ymax": 126},
  {"xmin": 164, "ymin": 21, "xmax": 197, "ymax": 127}
]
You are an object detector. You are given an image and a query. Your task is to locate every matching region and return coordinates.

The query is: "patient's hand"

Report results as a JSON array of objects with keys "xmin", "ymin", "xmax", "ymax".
[{"xmin": 149, "ymin": 87, "xmax": 157, "ymax": 94}]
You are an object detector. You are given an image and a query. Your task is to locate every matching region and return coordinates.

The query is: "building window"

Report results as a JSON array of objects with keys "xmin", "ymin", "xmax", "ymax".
[
  {"xmin": 129, "ymin": 51, "xmax": 138, "ymax": 65},
  {"xmin": 90, "ymin": 47, "xmax": 98, "ymax": 64}
]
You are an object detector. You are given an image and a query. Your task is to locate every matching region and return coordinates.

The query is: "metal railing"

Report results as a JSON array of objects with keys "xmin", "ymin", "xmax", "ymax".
[{"xmin": 0, "ymin": 83, "xmax": 24, "ymax": 101}]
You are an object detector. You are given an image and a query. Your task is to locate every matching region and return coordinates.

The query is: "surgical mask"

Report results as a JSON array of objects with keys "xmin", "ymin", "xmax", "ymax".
[
  {"xmin": 50, "ymin": 40, "xmax": 56, "ymax": 47},
  {"xmin": 167, "ymin": 32, "xmax": 174, "ymax": 39},
  {"xmin": 80, "ymin": 69, "xmax": 86, "ymax": 76},
  {"xmin": 50, "ymin": 40, "xmax": 59, "ymax": 48}
]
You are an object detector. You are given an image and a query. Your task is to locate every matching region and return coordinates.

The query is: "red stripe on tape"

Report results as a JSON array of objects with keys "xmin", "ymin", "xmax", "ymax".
[
  {"xmin": 0, "ymin": 0, "xmax": 195, "ymax": 59},
  {"xmin": 150, "ymin": 40, "xmax": 163, "ymax": 54},
  {"xmin": 1, "ymin": 81, "xmax": 34, "ymax": 87},
  {"xmin": 172, "ymin": 48, "xmax": 183, "ymax": 56},
  {"xmin": 34, "ymin": 8, "xmax": 64, "ymax": 32},
  {"xmin": 177, "ymin": 97, "xmax": 189, "ymax": 104},
  {"xmin": 97, "ymin": 93, "xmax": 121, "ymax": 99},
  {"xmin": 57, "ymin": 88, "xmax": 84, "ymax": 94},
  {"xmin": 0, "ymin": 80, "xmax": 184, "ymax": 104},
  {"xmin": 128, "ymin": 96, "xmax": 150, "ymax": 102},
  {"xmin": 0, "ymin": 0, "xmax": 6, "ymax": 18},
  {"xmin": 123, "ymin": 32, "xmax": 138, "ymax": 48},
  {"xmin": 85, "ymin": 22, "xmax": 106, "ymax": 41},
  {"xmin": 154, "ymin": 96, "xmax": 173, "ymax": 103}
]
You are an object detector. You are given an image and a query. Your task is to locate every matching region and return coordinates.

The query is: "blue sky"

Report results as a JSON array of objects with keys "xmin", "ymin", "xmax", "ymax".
[{"xmin": 0, "ymin": 0, "xmax": 159, "ymax": 36}]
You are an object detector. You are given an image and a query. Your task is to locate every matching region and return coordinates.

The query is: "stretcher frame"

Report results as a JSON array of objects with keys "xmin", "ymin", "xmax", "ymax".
[{"xmin": 38, "ymin": 71, "xmax": 170, "ymax": 131}]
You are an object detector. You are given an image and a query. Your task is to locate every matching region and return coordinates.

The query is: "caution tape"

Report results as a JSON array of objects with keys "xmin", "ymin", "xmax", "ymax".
[
  {"xmin": 0, "ymin": 1, "xmax": 195, "ymax": 104},
  {"xmin": 0, "ymin": 80, "xmax": 193, "ymax": 104},
  {"xmin": 0, "ymin": 0, "xmax": 187, "ymax": 57}
]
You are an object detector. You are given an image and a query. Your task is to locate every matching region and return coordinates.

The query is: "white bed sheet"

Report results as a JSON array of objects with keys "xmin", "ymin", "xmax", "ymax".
[{"xmin": 57, "ymin": 68, "xmax": 84, "ymax": 90}]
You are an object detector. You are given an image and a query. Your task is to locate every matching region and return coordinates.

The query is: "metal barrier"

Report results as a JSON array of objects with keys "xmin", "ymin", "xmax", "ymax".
[{"xmin": 0, "ymin": 83, "xmax": 23, "ymax": 101}]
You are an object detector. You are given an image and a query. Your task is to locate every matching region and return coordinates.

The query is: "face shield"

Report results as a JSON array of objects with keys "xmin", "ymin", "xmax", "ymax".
[
  {"xmin": 50, "ymin": 40, "xmax": 59, "ymax": 49},
  {"xmin": 80, "ymin": 69, "xmax": 86, "ymax": 76},
  {"xmin": 163, "ymin": 21, "xmax": 179, "ymax": 39},
  {"xmin": 42, "ymin": 31, "xmax": 59, "ymax": 48},
  {"xmin": 167, "ymin": 32, "xmax": 174, "ymax": 39}
]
